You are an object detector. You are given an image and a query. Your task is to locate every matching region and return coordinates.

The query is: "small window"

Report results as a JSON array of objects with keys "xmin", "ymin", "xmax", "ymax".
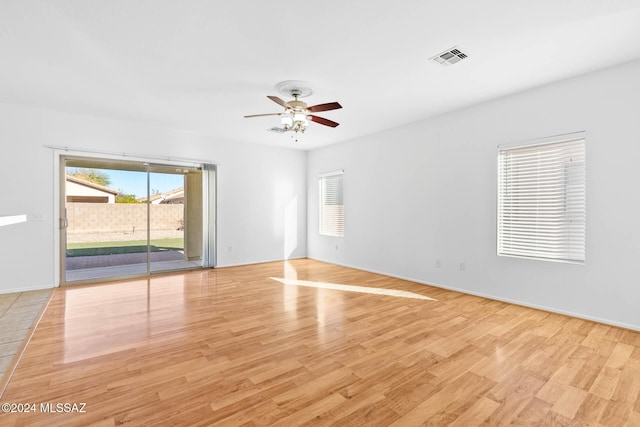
[
  {"xmin": 497, "ymin": 133, "xmax": 586, "ymax": 263},
  {"xmin": 319, "ymin": 171, "xmax": 344, "ymax": 237}
]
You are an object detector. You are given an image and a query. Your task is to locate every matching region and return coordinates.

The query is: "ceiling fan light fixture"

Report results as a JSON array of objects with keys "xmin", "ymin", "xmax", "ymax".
[
  {"xmin": 281, "ymin": 115, "xmax": 293, "ymax": 128},
  {"xmin": 292, "ymin": 113, "xmax": 308, "ymax": 133}
]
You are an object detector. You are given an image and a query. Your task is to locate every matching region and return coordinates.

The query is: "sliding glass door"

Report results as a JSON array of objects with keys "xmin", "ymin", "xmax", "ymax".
[
  {"xmin": 61, "ymin": 156, "xmax": 214, "ymax": 284},
  {"xmin": 148, "ymin": 164, "xmax": 204, "ymax": 273}
]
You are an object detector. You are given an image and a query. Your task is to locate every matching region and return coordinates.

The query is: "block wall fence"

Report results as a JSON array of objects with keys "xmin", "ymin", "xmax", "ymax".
[{"xmin": 66, "ymin": 203, "xmax": 184, "ymax": 235}]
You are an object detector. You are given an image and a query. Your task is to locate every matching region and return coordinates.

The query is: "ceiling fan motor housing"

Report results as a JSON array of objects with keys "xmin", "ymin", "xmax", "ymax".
[{"xmin": 287, "ymin": 99, "xmax": 308, "ymax": 111}]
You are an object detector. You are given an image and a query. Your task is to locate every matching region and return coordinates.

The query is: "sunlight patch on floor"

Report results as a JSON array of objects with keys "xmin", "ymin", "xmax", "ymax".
[{"xmin": 270, "ymin": 277, "xmax": 436, "ymax": 300}]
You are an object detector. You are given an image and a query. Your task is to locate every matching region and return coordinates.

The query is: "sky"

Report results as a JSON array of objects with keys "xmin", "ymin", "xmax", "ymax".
[{"xmin": 69, "ymin": 168, "xmax": 184, "ymax": 198}]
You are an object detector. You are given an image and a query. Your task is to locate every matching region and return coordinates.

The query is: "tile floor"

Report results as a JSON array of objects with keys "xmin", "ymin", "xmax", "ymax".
[{"xmin": 0, "ymin": 289, "xmax": 51, "ymax": 380}]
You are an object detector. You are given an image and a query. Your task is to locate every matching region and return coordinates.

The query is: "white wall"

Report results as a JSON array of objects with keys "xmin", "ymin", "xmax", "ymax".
[
  {"xmin": 0, "ymin": 104, "xmax": 307, "ymax": 293},
  {"xmin": 307, "ymin": 59, "xmax": 640, "ymax": 330}
]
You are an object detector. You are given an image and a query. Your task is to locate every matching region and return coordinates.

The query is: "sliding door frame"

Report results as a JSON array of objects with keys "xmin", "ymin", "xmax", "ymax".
[{"xmin": 53, "ymin": 149, "xmax": 216, "ymax": 287}]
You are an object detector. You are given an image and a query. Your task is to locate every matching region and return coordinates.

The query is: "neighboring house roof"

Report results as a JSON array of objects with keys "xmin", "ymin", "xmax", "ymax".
[
  {"xmin": 138, "ymin": 187, "xmax": 184, "ymax": 203},
  {"xmin": 66, "ymin": 175, "xmax": 119, "ymax": 195}
]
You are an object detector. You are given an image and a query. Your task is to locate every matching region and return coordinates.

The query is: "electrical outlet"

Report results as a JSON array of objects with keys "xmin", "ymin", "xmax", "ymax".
[
  {"xmin": 435, "ymin": 259, "xmax": 442, "ymax": 268},
  {"xmin": 228, "ymin": 246, "xmax": 233, "ymax": 252},
  {"xmin": 459, "ymin": 262, "xmax": 466, "ymax": 271},
  {"xmin": 31, "ymin": 213, "xmax": 44, "ymax": 222}
]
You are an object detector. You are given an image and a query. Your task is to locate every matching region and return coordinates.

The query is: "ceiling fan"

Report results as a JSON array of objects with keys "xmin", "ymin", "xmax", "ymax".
[{"xmin": 244, "ymin": 80, "xmax": 342, "ymax": 136}]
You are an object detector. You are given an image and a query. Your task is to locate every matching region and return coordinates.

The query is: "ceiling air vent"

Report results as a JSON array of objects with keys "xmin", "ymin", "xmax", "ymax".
[{"xmin": 431, "ymin": 46, "xmax": 468, "ymax": 66}]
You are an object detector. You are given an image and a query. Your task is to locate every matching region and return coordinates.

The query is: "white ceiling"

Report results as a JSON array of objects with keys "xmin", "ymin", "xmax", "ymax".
[{"xmin": 2, "ymin": 1, "xmax": 640, "ymax": 150}]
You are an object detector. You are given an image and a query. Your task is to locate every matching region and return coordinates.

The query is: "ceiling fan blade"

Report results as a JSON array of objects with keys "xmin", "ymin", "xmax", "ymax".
[
  {"xmin": 244, "ymin": 113, "xmax": 282, "ymax": 118},
  {"xmin": 307, "ymin": 102, "xmax": 342, "ymax": 112},
  {"xmin": 310, "ymin": 115, "xmax": 340, "ymax": 128},
  {"xmin": 267, "ymin": 95, "xmax": 292, "ymax": 109}
]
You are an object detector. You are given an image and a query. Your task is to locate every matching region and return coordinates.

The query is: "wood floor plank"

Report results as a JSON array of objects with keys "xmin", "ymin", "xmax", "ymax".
[
  {"xmin": 449, "ymin": 396, "xmax": 500, "ymax": 426},
  {"xmin": 310, "ymin": 388, "xmax": 387, "ymax": 426},
  {"xmin": 390, "ymin": 371, "xmax": 495, "ymax": 425},
  {"xmin": 573, "ymin": 393, "xmax": 608, "ymax": 425},
  {"xmin": 600, "ymin": 400, "xmax": 633, "ymax": 426},
  {"xmin": 484, "ymin": 373, "xmax": 546, "ymax": 425},
  {"xmin": 551, "ymin": 385, "xmax": 588, "ymax": 419},
  {"xmin": 1, "ymin": 259, "xmax": 639, "ymax": 426},
  {"xmin": 509, "ymin": 397, "xmax": 553, "ymax": 426}
]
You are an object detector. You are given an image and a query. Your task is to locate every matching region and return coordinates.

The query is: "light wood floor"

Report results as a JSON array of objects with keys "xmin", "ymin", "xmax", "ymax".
[{"xmin": 2, "ymin": 259, "xmax": 640, "ymax": 426}]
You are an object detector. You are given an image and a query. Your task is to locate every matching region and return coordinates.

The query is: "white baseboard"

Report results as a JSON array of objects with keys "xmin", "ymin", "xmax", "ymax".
[
  {"xmin": 0, "ymin": 283, "xmax": 55, "ymax": 295},
  {"xmin": 216, "ymin": 256, "xmax": 306, "ymax": 269},
  {"xmin": 307, "ymin": 256, "xmax": 640, "ymax": 332}
]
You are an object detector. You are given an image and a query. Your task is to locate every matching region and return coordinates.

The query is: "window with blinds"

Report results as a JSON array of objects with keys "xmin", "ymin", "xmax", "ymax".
[
  {"xmin": 319, "ymin": 171, "xmax": 344, "ymax": 237},
  {"xmin": 497, "ymin": 134, "xmax": 585, "ymax": 264}
]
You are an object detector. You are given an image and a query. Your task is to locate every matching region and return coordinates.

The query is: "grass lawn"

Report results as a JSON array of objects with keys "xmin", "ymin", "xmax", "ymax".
[{"xmin": 67, "ymin": 238, "xmax": 184, "ymax": 257}]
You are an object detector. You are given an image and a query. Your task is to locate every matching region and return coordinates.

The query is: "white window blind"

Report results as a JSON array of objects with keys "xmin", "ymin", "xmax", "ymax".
[
  {"xmin": 497, "ymin": 135, "xmax": 585, "ymax": 263},
  {"xmin": 319, "ymin": 171, "xmax": 344, "ymax": 237}
]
